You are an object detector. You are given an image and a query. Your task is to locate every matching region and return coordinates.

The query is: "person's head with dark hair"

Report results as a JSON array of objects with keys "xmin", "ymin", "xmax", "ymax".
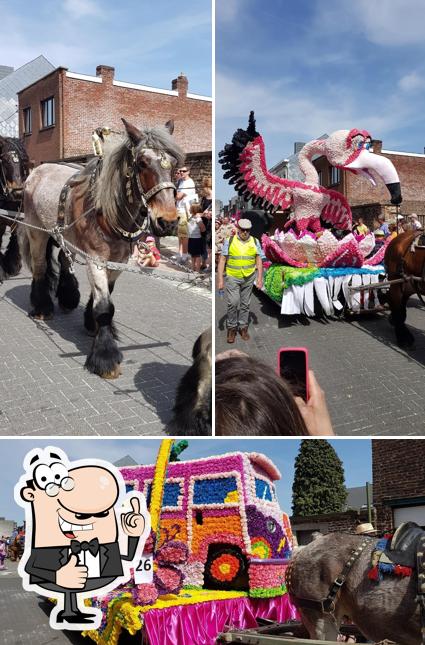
[{"xmin": 215, "ymin": 354, "xmax": 309, "ymax": 436}]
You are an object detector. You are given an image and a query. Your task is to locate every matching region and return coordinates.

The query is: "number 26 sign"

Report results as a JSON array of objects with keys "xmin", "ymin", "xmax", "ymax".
[{"xmin": 134, "ymin": 556, "xmax": 154, "ymax": 584}]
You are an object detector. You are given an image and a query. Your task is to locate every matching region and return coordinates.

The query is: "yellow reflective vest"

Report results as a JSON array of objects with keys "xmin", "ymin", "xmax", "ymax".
[{"xmin": 226, "ymin": 235, "xmax": 258, "ymax": 278}]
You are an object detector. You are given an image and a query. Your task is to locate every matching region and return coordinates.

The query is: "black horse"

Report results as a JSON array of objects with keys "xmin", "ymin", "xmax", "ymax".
[{"xmin": 0, "ymin": 135, "xmax": 30, "ymax": 280}]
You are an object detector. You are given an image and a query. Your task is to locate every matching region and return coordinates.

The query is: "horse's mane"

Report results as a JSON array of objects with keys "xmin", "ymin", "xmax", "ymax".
[
  {"xmin": 2, "ymin": 137, "xmax": 29, "ymax": 163},
  {"xmin": 93, "ymin": 126, "xmax": 184, "ymax": 229}
]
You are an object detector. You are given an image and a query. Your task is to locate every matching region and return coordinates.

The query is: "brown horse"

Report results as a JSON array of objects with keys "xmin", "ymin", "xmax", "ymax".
[
  {"xmin": 0, "ymin": 136, "xmax": 30, "ymax": 279},
  {"xmin": 384, "ymin": 231, "xmax": 425, "ymax": 347},
  {"xmin": 20, "ymin": 119, "xmax": 183, "ymax": 378},
  {"xmin": 287, "ymin": 532, "xmax": 421, "ymax": 644}
]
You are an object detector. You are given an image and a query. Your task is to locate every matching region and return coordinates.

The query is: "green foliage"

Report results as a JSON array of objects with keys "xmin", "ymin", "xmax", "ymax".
[{"xmin": 292, "ymin": 440, "xmax": 347, "ymax": 516}]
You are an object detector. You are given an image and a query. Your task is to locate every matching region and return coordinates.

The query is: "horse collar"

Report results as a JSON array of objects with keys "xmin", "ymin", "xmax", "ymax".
[{"xmin": 287, "ymin": 539, "xmax": 369, "ymax": 615}]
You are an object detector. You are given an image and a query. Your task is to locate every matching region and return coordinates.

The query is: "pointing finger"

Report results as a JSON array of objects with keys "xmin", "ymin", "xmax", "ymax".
[{"xmin": 130, "ymin": 497, "xmax": 140, "ymax": 515}]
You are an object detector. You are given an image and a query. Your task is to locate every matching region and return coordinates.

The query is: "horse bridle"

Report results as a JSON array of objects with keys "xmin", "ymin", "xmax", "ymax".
[
  {"xmin": 0, "ymin": 142, "xmax": 28, "ymax": 199},
  {"xmin": 285, "ymin": 539, "xmax": 369, "ymax": 615},
  {"xmin": 113, "ymin": 145, "xmax": 176, "ymax": 241}
]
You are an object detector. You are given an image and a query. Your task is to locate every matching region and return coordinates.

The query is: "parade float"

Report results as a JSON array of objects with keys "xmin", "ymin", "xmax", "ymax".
[
  {"xmin": 219, "ymin": 113, "xmax": 403, "ymax": 316},
  {"xmin": 82, "ymin": 440, "xmax": 297, "ymax": 645}
]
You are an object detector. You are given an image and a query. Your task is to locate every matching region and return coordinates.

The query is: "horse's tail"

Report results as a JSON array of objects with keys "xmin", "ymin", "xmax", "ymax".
[
  {"xmin": 18, "ymin": 227, "xmax": 59, "ymax": 290},
  {"xmin": 17, "ymin": 224, "xmax": 31, "ymax": 271}
]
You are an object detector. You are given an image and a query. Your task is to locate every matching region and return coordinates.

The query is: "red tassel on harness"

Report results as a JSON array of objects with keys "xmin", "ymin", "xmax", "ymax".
[
  {"xmin": 368, "ymin": 566, "xmax": 379, "ymax": 581},
  {"xmin": 394, "ymin": 565, "xmax": 413, "ymax": 577}
]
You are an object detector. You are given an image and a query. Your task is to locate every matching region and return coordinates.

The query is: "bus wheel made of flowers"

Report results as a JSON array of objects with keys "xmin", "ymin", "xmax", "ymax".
[{"xmin": 204, "ymin": 546, "xmax": 249, "ymax": 591}]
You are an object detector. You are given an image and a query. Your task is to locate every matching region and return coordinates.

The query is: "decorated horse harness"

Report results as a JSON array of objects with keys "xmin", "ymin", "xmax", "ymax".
[
  {"xmin": 56, "ymin": 144, "xmax": 176, "ymax": 243},
  {"xmin": 286, "ymin": 526, "xmax": 425, "ymax": 643},
  {"xmin": 285, "ymin": 539, "xmax": 369, "ymax": 616}
]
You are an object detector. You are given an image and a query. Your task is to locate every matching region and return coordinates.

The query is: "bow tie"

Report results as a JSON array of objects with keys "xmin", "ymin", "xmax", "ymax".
[{"xmin": 70, "ymin": 538, "xmax": 100, "ymax": 557}]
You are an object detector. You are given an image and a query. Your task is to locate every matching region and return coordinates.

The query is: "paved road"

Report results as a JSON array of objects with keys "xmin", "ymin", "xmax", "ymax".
[
  {"xmin": 216, "ymin": 288, "xmax": 425, "ymax": 435},
  {"xmin": 0, "ymin": 561, "xmax": 139, "ymax": 644},
  {"xmin": 0, "ymin": 239, "xmax": 211, "ymax": 436}
]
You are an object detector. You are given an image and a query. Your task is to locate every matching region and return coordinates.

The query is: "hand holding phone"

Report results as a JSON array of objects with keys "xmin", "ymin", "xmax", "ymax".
[
  {"xmin": 294, "ymin": 371, "xmax": 335, "ymax": 436},
  {"xmin": 277, "ymin": 347, "xmax": 309, "ymax": 401}
]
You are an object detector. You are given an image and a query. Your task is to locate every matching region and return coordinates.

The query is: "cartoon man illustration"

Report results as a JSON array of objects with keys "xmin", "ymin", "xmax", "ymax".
[{"xmin": 15, "ymin": 446, "xmax": 150, "ymax": 630}]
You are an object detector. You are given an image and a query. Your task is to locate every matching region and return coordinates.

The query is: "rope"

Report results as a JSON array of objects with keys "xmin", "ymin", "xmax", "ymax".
[{"xmin": 0, "ymin": 210, "xmax": 211, "ymax": 290}]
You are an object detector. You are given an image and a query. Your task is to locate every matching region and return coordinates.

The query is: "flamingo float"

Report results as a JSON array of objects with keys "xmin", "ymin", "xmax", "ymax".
[
  {"xmin": 219, "ymin": 112, "xmax": 402, "ymax": 234},
  {"xmin": 220, "ymin": 112, "xmax": 402, "ymax": 269}
]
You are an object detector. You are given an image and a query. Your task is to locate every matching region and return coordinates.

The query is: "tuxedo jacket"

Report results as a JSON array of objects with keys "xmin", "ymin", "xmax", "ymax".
[{"xmin": 25, "ymin": 537, "xmax": 139, "ymax": 585}]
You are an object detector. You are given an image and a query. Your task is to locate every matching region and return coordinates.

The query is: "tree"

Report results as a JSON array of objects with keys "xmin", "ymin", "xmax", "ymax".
[{"xmin": 292, "ymin": 440, "xmax": 347, "ymax": 516}]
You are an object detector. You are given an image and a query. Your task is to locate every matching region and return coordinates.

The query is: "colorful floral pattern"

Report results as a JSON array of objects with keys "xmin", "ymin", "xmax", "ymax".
[
  {"xmin": 210, "ymin": 552, "xmax": 241, "ymax": 583},
  {"xmin": 120, "ymin": 452, "xmax": 292, "ymax": 595}
]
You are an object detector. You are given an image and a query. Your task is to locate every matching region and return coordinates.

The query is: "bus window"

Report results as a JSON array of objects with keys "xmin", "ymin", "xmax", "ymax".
[
  {"xmin": 145, "ymin": 481, "xmax": 182, "ymax": 509},
  {"xmin": 163, "ymin": 482, "xmax": 182, "ymax": 507},
  {"xmin": 193, "ymin": 476, "xmax": 238, "ymax": 504},
  {"xmin": 255, "ymin": 478, "xmax": 274, "ymax": 502}
]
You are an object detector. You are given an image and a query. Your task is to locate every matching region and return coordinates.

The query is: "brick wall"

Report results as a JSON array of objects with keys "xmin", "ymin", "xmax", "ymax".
[
  {"xmin": 313, "ymin": 146, "xmax": 425, "ymax": 221},
  {"xmin": 19, "ymin": 66, "xmax": 211, "ymax": 165},
  {"xmin": 19, "ymin": 68, "xmax": 63, "ymax": 164},
  {"xmin": 291, "ymin": 509, "xmax": 373, "ymax": 544},
  {"xmin": 372, "ymin": 440, "xmax": 425, "ymax": 532}
]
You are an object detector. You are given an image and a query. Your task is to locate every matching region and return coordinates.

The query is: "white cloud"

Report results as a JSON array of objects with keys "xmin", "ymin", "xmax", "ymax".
[
  {"xmin": 63, "ymin": 0, "xmax": 100, "ymax": 19},
  {"xmin": 398, "ymin": 71, "xmax": 425, "ymax": 92},
  {"xmin": 315, "ymin": 0, "xmax": 425, "ymax": 47}
]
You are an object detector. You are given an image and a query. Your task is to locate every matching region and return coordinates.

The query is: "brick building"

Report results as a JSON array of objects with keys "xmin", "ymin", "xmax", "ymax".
[
  {"xmin": 17, "ymin": 65, "xmax": 212, "ymax": 184},
  {"xmin": 291, "ymin": 508, "xmax": 373, "ymax": 546},
  {"xmin": 313, "ymin": 139, "xmax": 425, "ymax": 227},
  {"xmin": 372, "ymin": 440, "xmax": 425, "ymax": 532}
]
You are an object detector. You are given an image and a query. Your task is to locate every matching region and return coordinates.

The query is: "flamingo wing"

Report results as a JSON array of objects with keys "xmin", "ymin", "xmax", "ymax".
[
  {"xmin": 320, "ymin": 187, "xmax": 352, "ymax": 230},
  {"xmin": 219, "ymin": 112, "xmax": 296, "ymax": 212}
]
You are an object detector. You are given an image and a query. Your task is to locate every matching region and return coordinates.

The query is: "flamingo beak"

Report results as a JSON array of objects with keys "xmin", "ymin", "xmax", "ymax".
[{"xmin": 344, "ymin": 149, "xmax": 402, "ymax": 204}]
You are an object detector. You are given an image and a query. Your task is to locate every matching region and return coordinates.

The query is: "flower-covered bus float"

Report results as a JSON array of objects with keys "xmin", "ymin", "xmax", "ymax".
[
  {"xmin": 121, "ymin": 448, "xmax": 293, "ymax": 598},
  {"xmin": 83, "ymin": 442, "xmax": 297, "ymax": 645}
]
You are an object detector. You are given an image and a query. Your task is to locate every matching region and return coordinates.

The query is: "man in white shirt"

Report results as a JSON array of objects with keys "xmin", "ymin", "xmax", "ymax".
[
  {"xmin": 176, "ymin": 167, "xmax": 197, "ymax": 206},
  {"xmin": 175, "ymin": 167, "xmax": 198, "ymax": 264}
]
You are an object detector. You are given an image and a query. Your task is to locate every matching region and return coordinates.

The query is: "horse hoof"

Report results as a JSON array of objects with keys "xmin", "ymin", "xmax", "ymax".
[
  {"xmin": 100, "ymin": 365, "xmax": 122, "ymax": 379},
  {"xmin": 29, "ymin": 311, "xmax": 53, "ymax": 321}
]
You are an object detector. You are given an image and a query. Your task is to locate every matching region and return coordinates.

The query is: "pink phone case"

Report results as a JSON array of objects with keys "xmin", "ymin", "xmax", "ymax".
[{"xmin": 277, "ymin": 347, "xmax": 309, "ymax": 400}]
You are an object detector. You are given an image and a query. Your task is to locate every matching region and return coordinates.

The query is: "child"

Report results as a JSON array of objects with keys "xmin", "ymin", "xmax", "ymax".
[
  {"xmin": 0, "ymin": 539, "xmax": 6, "ymax": 570},
  {"xmin": 188, "ymin": 203, "xmax": 206, "ymax": 272},
  {"xmin": 133, "ymin": 236, "xmax": 161, "ymax": 268}
]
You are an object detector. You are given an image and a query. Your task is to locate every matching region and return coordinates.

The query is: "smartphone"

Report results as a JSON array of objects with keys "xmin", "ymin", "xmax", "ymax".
[{"xmin": 277, "ymin": 347, "xmax": 309, "ymax": 401}]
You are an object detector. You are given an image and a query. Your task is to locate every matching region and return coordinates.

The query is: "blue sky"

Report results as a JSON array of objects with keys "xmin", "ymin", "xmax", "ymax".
[
  {"xmin": 0, "ymin": 438, "xmax": 371, "ymax": 524},
  {"xmin": 0, "ymin": 0, "xmax": 211, "ymax": 95},
  {"xmin": 217, "ymin": 0, "xmax": 425, "ymax": 202}
]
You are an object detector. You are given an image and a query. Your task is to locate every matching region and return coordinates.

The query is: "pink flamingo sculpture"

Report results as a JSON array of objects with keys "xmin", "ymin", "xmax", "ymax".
[{"xmin": 219, "ymin": 112, "xmax": 402, "ymax": 233}]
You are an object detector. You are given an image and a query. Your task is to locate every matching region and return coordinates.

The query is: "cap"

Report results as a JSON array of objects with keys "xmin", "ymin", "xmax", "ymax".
[
  {"xmin": 355, "ymin": 523, "xmax": 377, "ymax": 535},
  {"xmin": 397, "ymin": 214, "xmax": 404, "ymax": 220},
  {"xmin": 237, "ymin": 218, "xmax": 252, "ymax": 230},
  {"xmin": 146, "ymin": 236, "xmax": 155, "ymax": 242},
  {"xmin": 375, "ymin": 230, "xmax": 385, "ymax": 237}
]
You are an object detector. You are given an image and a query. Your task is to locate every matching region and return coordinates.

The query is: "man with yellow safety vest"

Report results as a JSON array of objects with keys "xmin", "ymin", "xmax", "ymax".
[{"xmin": 217, "ymin": 219, "xmax": 263, "ymax": 343}]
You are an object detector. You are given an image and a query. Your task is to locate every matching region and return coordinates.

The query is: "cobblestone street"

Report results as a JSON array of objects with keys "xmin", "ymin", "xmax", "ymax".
[
  {"xmin": 216, "ymin": 288, "xmax": 425, "ymax": 435},
  {"xmin": 0, "ymin": 238, "xmax": 211, "ymax": 436}
]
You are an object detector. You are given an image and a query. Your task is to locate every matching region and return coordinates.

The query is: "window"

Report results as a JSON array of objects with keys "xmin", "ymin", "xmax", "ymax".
[
  {"xmin": 193, "ymin": 476, "xmax": 238, "ymax": 505},
  {"xmin": 23, "ymin": 107, "xmax": 32, "ymax": 134},
  {"xmin": 329, "ymin": 165, "xmax": 340, "ymax": 186},
  {"xmin": 41, "ymin": 97, "xmax": 55, "ymax": 128},
  {"xmin": 317, "ymin": 170, "xmax": 323, "ymax": 186},
  {"xmin": 145, "ymin": 481, "xmax": 182, "ymax": 508},
  {"xmin": 255, "ymin": 478, "xmax": 273, "ymax": 502}
]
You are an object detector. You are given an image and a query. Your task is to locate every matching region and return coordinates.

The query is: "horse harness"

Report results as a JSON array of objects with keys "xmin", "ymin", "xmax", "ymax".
[
  {"xmin": 285, "ymin": 539, "xmax": 370, "ymax": 616},
  {"xmin": 395, "ymin": 234, "xmax": 425, "ymax": 304},
  {"xmin": 0, "ymin": 140, "xmax": 27, "ymax": 201},
  {"xmin": 56, "ymin": 147, "xmax": 175, "ymax": 243}
]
